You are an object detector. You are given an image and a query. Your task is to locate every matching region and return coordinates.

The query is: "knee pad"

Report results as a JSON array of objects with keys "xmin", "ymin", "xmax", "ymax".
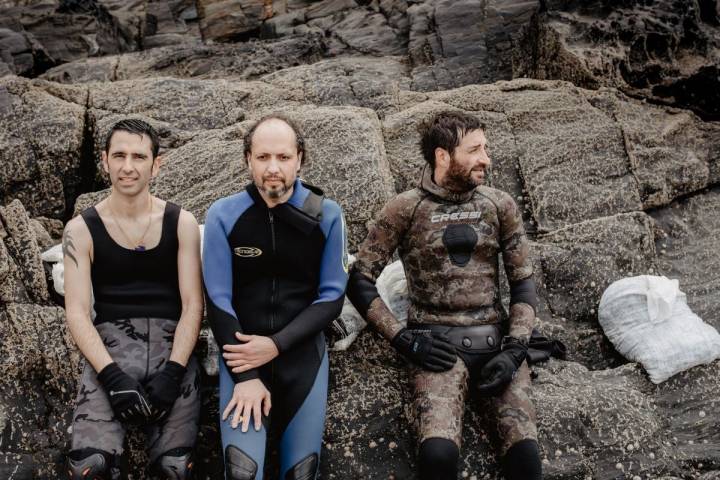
[
  {"xmin": 285, "ymin": 453, "xmax": 318, "ymax": 480},
  {"xmin": 152, "ymin": 447, "xmax": 194, "ymax": 480},
  {"xmin": 65, "ymin": 448, "xmax": 119, "ymax": 480},
  {"xmin": 502, "ymin": 439, "xmax": 542, "ymax": 480},
  {"xmin": 225, "ymin": 445, "xmax": 258, "ymax": 480},
  {"xmin": 418, "ymin": 438, "xmax": 459, "ymax": 480}
]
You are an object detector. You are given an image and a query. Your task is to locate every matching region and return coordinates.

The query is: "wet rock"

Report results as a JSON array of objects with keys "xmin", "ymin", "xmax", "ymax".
[
  {"xmin": 586, "ymin": 88, "xmax": 720, "ymax": 209},
  {"xmin": 0, "ymin": 200, "xmax": 50, "ymax": 304},
  {"xmin": 535, "ymin": 212, "xmax": 658, "ymax": 323},
  {"xmin": 41, "ymin": 33, "xmax": 326, "ymax": 84},
  {"xmin": 650, "ymin": 187, "xmax": 720, "ymax": 329},
  {"xmin": 513, "ymin": 0, "xmax": 720, "ymax": 119},
  {"xmin": 326, "ymin": 9, "xmax": 406, "ymax": 56},
  {"xmin": 0, "ymin": 0, "xmax": 143, "ymax": 68},
  {"xmin": 262, "ymin": 56, "xmax": 412, "ymax": 115},
  {"xmin": 0, "ymin": 76, "xmax": 86, "ymax": 219},
  {"xmin": 507, "ymin": 87, "xmax": 642, "ymax": 231},
  {"xmin": 196, "ymin": 0, "xmax": 271, "ymax": 43},
  {"xmin": 0, "ymin": 28, "xmax": 47, "ymax": 77},
  {"xmin": 408, "ymin": 0, "xmax": 538, "ymax": 91}
]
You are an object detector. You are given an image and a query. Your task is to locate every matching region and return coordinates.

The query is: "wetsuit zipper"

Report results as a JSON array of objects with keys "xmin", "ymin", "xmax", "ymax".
[{"xmin": 269, "ymin": 210, "xmax": 277, "ymax": 384}]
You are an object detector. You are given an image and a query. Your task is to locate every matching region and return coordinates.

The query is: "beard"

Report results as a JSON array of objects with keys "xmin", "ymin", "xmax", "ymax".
[
  {"xmin": 442, "ymin": 155, "xmax": 485, "ymax": 192},
  {"xmin": 257, "ymin": 174, "xmax": 293, "ymax": 199}
]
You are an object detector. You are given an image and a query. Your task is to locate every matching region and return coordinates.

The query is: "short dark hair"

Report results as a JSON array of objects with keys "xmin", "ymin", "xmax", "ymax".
[
  {"xmin": 243, "ymin": 114, "xmax": 306, "ymax": 164},
  {"xmin": 104, "ymin": 119, "xmax": 160, "ymax": 158},
  {"xmin": 420, "ymin": 111, "xmax": 485, "ymax": 168}
]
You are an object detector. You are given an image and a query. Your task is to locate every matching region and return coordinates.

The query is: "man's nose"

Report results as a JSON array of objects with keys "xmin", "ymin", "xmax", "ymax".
[
  {"xmin": 266, "ymin": 157, "xmax": 281, "ymax": 172},
  {"xmin": 121, "ymin": 156, "xmax": 134, "ymax": 171},
  {"xmin": 478, "ymin": 149, "xmax": 491, "ymax": 167}
]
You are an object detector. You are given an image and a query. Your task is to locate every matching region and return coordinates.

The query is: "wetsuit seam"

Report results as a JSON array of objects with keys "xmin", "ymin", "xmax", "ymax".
[{"xmin": 408, "ymin": 192, "xmax": 431, "ymax": 232}]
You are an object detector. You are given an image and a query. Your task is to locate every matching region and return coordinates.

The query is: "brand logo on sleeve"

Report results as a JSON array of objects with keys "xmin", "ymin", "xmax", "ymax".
[{"xmin": 234, "ymin": 247, "xmax": 262, "ymax": 257}]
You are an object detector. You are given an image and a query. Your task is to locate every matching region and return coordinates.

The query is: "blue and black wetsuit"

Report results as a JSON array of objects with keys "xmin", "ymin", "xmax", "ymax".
[{"xmin": 202, "ymin": 179, "xmax": 348, "ymax": 480}]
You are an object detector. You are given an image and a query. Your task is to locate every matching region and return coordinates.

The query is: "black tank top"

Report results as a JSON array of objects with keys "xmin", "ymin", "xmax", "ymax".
[{"xmin": 81, "ymin": 202, "xmax": 183, "ymax": 324}]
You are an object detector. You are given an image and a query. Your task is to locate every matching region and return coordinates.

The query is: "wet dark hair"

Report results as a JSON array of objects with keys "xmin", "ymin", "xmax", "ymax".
[
  {"xmin": 104, "ymin": 119, "xmax": 160, "ymax": 159},
  {"xmin": 420, "ymin": 111, "xmax": 485, "ymax": 168},
  {"xmin": 243, "ymin": 114, "xmax": 306, "ymax": 164}
]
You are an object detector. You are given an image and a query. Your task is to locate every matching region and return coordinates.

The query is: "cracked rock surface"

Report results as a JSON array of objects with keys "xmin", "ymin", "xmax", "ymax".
[{"xmin": 0, "ymin": 1, "xmax": 719, "ymax": 479}]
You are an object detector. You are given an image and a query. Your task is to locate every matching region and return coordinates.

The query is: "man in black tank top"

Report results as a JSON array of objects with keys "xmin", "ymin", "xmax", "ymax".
[{"xmin": 62, "ymin": 120, "xmax": 203, "ymax": 479}]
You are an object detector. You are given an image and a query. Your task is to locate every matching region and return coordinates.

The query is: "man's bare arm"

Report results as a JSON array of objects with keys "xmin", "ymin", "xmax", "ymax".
[
  {"xmin": 168, "ymin": 210, "xmax": 203, "ymax": 366},
  {"xmin": 63, "ymin": 217, "xmax": 114, "ymax": 372}
]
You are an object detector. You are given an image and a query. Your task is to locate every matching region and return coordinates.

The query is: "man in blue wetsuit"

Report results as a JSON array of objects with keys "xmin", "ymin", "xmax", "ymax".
[{"xmin": 202, "ymin": 115, "xmax": 348, "ymax": 480}]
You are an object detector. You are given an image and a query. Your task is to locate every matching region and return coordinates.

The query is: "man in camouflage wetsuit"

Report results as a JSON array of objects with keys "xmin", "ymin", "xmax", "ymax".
[{"xmin": 347, "ymin": 111, "xmax": 542, "ymax": 479}]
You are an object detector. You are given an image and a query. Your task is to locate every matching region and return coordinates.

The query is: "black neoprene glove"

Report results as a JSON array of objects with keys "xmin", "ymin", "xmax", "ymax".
[
  {"xmin": 144, "ymin": 360, "xmax": 187, "ymax": 423},
  {"xmin": 97, "ymin": 362, "xmax": 152, "ymax": 425},
  {"xmin": 391, "ymin": 328, "xmax": 457, "ymax": 372},
  {"xmin": 476, "ymin": 338, "xmax": 528, "ymax": 396}
]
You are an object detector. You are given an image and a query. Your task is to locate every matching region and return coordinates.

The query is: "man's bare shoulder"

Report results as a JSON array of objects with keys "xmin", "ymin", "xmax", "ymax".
[
  {"xmin": 63, "ymin": 215, "xmax": 91, "ymax": 244},
  {"xmin": 177, "ymin": 208, "xmax": 200, "ymax": 240},
  {"xmin": 62, "ymin": 215, "xmax": 92, "ymax": 267}
]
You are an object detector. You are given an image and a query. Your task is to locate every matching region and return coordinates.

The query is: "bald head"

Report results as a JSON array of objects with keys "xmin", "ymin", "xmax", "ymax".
[{"xmin": 243, "ymin": 115, "xmax": 305, "ymax": 164}]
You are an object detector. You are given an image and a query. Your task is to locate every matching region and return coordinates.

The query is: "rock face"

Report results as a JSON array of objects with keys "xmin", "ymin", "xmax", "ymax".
[
  {"xmin": 41, "ymin": 33, "xmax": 325, "ymax": 83},
  {"xmin": 0, "ymin": 0, "xmax": 202, "ymax": 75},
  {"xmin": 0, "ymin": 200, "xmax": 78, "ymax": 479},
  {"xmin": 514, "ymin": 0, "xmax": 720, "ymax": 119},
  {"xmin": 0, "ymin": 76, "xmax": 86, "ymax": 219},
  {"xmin": 651, "ymin": 187, "xmax": 720, "ymax": 329},
  {"xmin": 1, "ymin": 1, "xmax": 720, "ymax": 478}
]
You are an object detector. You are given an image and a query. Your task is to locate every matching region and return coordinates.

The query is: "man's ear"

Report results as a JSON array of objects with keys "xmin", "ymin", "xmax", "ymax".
[
  {"xmin": 151, "ymin": 155, "xmax": 163, "ymax": 177},
  {"xmin": 297, "ymin": 151, "xmax": 303, "ymax": 172},
  {"xmin": 435, "ymin": 147, "xmax": 450, "ymax": 168},
  {"xmin": 101, "ymin": 151, "xmax": 109, "ymax": 173}
]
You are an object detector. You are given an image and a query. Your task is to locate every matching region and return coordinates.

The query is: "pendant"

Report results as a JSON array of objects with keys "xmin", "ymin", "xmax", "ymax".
[{"xmin": 135, "ymin": 245, "xmax": 146, "ymax": 252}]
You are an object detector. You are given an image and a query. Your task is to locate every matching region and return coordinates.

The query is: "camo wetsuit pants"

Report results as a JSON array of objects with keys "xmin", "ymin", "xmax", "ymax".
[
  {"xmin": 411, "ymin": 359, "xmax": 537, "ymax": 455},
  {"xmin": 70, "ymin": 317, "xmax": 201, "ymax": 464}
]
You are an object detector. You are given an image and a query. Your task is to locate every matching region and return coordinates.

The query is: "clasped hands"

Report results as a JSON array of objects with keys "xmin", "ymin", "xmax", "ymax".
[
  {"xmin": 221, "ymin": 332, "xmax": 278, "ymax": 433},
  {"xmin": 97, "ymin": 360, "xmax": 186, "ymax": 426}
]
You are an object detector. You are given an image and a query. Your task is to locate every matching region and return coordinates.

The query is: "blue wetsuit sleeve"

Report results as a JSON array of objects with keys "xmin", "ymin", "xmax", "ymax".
[
  {"xmin": 270, "ymin": 201, "xmax": 348, "ymax": 353},
  {"xmin": 203, "ymin": 202, "xmax": 259, "ymax": 383}
]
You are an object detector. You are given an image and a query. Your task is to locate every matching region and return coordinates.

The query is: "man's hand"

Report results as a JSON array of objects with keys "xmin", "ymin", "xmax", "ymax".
[
  {"xmin": 391, "ymin": 328, "xmax": 457, "ymax": 372},
  {"xmin": 97, "ymin": 363, "xmax": 151, "ymax": 425},
  {"xmin": 145, "ymin": 361, "xmax": 187, "ymax": 423},
  {"xmin": 223, "ymin": 333, "xmax": 279, "ymax": 373},
  {"xmin": 222, "ymin": 379, "xmax": 272, "ymax": 432},
  {"xmin": 476, "ymin": 339, "xmax": 527, "ymax": 396}
]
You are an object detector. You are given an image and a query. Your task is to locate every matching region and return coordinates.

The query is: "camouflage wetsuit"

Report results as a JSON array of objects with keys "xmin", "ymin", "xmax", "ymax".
[
  {"xmin": 348, "ymin": 167, "xmax": 537, "ymax": 465},
  {"xmin": 70, "ymin": 318, "xmax": 201, "ymax": 464}
]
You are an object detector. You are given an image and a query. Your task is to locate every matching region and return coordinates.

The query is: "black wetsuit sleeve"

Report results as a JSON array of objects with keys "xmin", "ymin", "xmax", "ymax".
[
  {"xmin": 269, "ymin": 201, "xmax": 349, "ymax": 353},
  {"xmin": 202, "ymin": 202, "xmax": 259, "ymax": 383}
]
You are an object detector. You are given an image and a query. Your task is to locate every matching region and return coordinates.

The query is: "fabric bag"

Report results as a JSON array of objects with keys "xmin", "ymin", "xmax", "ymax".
[{"xmin": 598, "ymin": 275, "xmax": 720, "ymax": 383}]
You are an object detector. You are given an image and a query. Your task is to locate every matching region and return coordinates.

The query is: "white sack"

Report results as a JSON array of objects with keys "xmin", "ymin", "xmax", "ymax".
[{"xmin": 599, "ymin": 275, "xmax": 720, "ymax": 384}]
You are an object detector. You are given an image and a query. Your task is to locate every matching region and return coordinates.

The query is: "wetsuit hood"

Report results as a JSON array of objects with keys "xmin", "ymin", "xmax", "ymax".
[{"xmin": 420, "ymin": 165, "xmax": 476, "ymax": 203}]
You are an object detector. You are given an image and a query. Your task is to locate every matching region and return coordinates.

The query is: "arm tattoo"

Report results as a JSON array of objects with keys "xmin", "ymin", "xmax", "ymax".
[{"xmin": 63, "ymin": 230, "xmax": 79, "ymax": 268}]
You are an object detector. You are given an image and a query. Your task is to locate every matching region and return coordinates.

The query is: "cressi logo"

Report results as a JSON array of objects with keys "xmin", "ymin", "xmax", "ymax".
[
  {"xmin": 431, "ymin": 211, "xmax": 482, "ymax": 223},
  {"xmin": 234, "ymin": 247, "xmax": 262, "ymax": 258}
]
